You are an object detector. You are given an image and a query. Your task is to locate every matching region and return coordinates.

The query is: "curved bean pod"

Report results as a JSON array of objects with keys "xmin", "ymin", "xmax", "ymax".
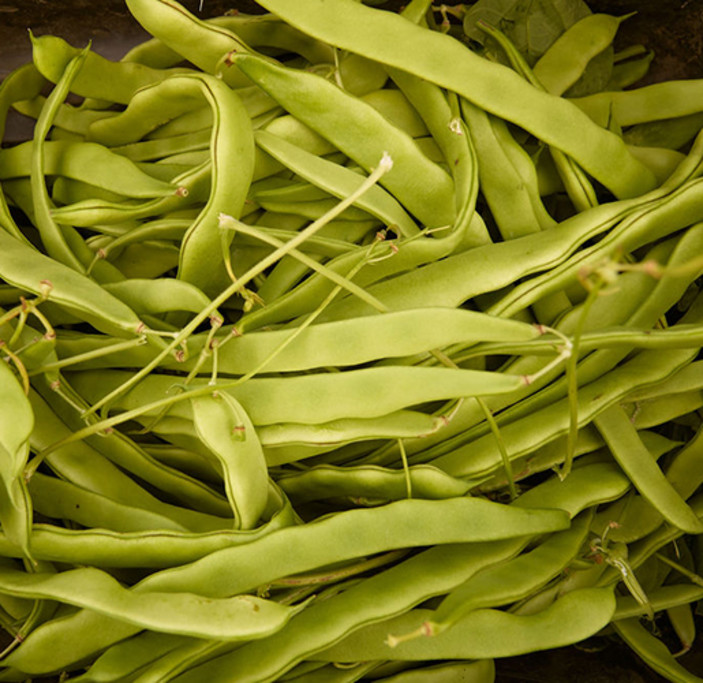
[
  {"xmin": 0, "ymin": 141, "xmax": 177, "ymax": 198},
  {"xmin": 277, "ymin": 464, "xmax": 470, "ymax": 503},
  {"xmin": 0, "ymin": 564, "xmax": 305, "ymax": 640},
  {"xmin": 68, "ymin": 365, "xmax": 526, "ymax": 426},
  {"xmin": 255, "ymin": 0, "xmax": 656, "ymax": 199},
  {"xmin": 0, "ymin": 231, "xmax": 142, "ymax": 337},
  {"xmin": 30, "ymin": 33, "xmax": 188, "ymax": 104},
  {"xmin": 595, "ymin": 405, "xmax": 703, "ymax": 534},
  {"xmin": 191, "ymin": 393, "xmax": 268, "ymax": 530},
  {"xmin": 140, "ymin": 498, "xmax": 569, "ymax": 597},
  {"xmin": 232, "ymin": 53, "xmax": 456, "ymax": 227},
  {"xmin": 255, "ymin": 129, "xmax": 419, "ymax": 236},
  {"xmin": 533, "ymin": 14, "xmax": 628, "ymax": 96},
  {"xmin": 0, "ymin": 361, "xmax": 33, "ymax": 559},
  {"xmin": 124, "ymin": 0, "xmax": 254, "ymax": 87},
  {"xmin": 313, "ymin": 588, "xmax": 615, "ymax": 665}
]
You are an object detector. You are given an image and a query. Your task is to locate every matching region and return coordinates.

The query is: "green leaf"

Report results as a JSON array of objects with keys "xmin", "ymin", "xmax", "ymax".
[{"xmin": 463, "ymin": 0, "xmax": 591, "ymax": 66}]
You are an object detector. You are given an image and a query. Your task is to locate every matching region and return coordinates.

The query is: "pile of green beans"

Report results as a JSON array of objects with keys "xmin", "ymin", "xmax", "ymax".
[{"xmin": 1, "ymin": 0, "xmax": 703, "ymax": 680}]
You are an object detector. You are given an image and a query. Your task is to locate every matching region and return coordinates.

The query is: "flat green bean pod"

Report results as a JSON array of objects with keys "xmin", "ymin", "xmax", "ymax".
[
  {"xmin": 171, "ymin": 539, "xmax": 531, "ymax": 682},
  {"xmin": 0, "ymin": 231, "xmax": 142, "ymax": 337},
  {"xmin": 125, "ymin": 0, "xmax": 254, "ymax": 88},
  {"xmin": 103, "ymin": 279, "xmax": 213, "ymax": 317},
  {"xmin": 232, "ymin": 53, "xmax": 456, "ymax": 227},
  {"xmin": 255, "ymin": 129, "xmax": 419, "ymax": 236},
  {"xmin": 313, "ymin": 588, "xmax": 615, "ymax": 664},
  {"xmin": 191, "ymin": 393, "xmax": 268, "ymax": 530},
  {"xmin": 613, "ymin": 618, "xmax": 703, "ymax": 683},
  {"xmin": 68, "ymin": 365, "xmax": 526, "ymax": 426},
  {"xmin": 0, "ymin": 361, "xmax": 33, "ymax": 559},
  {"xmin": 30, "ymin": 34, "xmax": 188, "ymax": 104},
  {"xmin": 70, "ymin": 631, "xmax": 189, "ymax": 683},
  {"xmin": 256, "ymin": 0, "xmax": 656, "ymax": 200},
  {"xmin": 432, "ymin": 346, "xmax": 699, "ymax": 479},
  {"xmin": 50, "ymin": 160, "xmax": 210, "ymax": 227},
  {"xmin": 0, "ymin": 141, "xmax": 178, "ymax": 198},
  {"xmin": 595, "ymin": 405, "xmax": 703, "ymax": 534},
  {"xmin": 0, "ymin": 564, "xmax": 305, "ymax": 640},
  {"xmin": 0, "ymin": 487, "xmax": 294, "ymax": 568},
  {"xmin": 277, "ymin": 464, "xmax": 470, "ymax": 503},
  {"xmin": 430, "ymin": 512, "xmax": 593, "ymax": 633},
  {"xmin": 615, "ymin": 584, "xmax": 703, "ymax": 621},
  {"xmin": 533, "ymin": 14, "xmax": 628, "ymax": 96},
  {"xmin": 573, "ymin": 80, "xmax": 703, "ymax": 128},
  {"xmin": 12, "ymin": 96, "xmax": 115, "ymax": 135},
  {"xmin": 140, "ymin": 498, "xmax": 569, "ymax": 597}
]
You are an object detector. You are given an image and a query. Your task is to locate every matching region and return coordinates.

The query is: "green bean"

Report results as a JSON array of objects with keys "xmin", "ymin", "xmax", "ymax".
[
  {"xmin": 624, "ymin": 113, "xmax": 703, "ymax": 150},
  {"xmin": 103, "ymin": 279, "xmax": 212, "ymax": 317},
  {"xmin": 2, "ymin": 608, "xmax": 144, "ymax": 676},
  {"xmin": 50, "ymin": 160, "xmax": 210, "ymax": 227},
  {"xmin": 0, "ymin": 126, "xmax": 38, "ymax": 248},
  {"xmin": 613, "ymin": 618, "xmax": 703, "ymax": 683},
  {"xmin": 164, "ymin": 411, "xmax": 443, "ymax": 461},
  {"xmin": 515, "ymin": 462, "xmax": 631, "ymax": 517},
  {"xmin": 34, "ymin": 382, "xmax": 230, "ymax": 517},
  {"xmin": 626, "ymin": 145, "xmax": 685, "ymax": 184},
  {"xmin": 0, "ymin": 563, "xmax": 306, "ymax": 640},
  {"xmin": 109, "ymin": 129, "xmax": 211, "ymax": 162},
  {"xmin": 31, "ymin": 50, "xmax": 92, "ymax": 273},
  {"xmin": 573, "ymin": 80, "xmax": 703, "ymax": 128},
  {"xmin": 211, "ymin": 13, "xmax": 335, "ymax": 65},
  {"xmin": 30, "ymin": 34, "xmax": 188, "ymax": 104},
  {"xmin": 462, "ymin": 100, "xmax": 552, "ymax": 239},
  {"xmin": 92, "ymin": 218, "xmax": 191, "ymax": 261},
  {"xmin": 533, "ymin": 14, "xmax": 628, "ymax": 96},
  {"xmin": 201, "ymin": 588, "xmax": 614, "ymax": 681},
  {"xmin": 68, "ymin": 364, "xmax": 527, "ymax": 427},
  {"xmin": 384, "ymin": 73, "xmax": 486, "ymax": 246},
  {"xmin": 1, "ymin": 141, "xmax": 177, "ymax": 199},
  {"xmin": 191, "ymin": 392, "xmax": 268, "ymax": 530},
  {"xmin": 113, "ymin": 242, "xmax": 180, "ymax": 280},
  {"xmin": 277, "ymin": 464, "xmax": 470, "ymax": 503},
  {"xmin": 140, "ymin": 498, "xmax": 568, "ymax": 597},
  {"xmin": 71, "ymin": 631, "xmax": 189, "ymax": 683},
  {"xmin": 12, "ymin": 95, "xmax": 115, "ymax": 135},
  {"xmin": 321, "ymin": 588, "xmax": 616, "ymax": 664},
  {"xmin": 232, "ymin": 53, "xmax": 456, "ymax": 227},
  {"xmin": 0, "ymin": 231, "xmax": 142, "ymax": 337},
  {"xmin": 263, "ymin": 114, "xmax": 337, "ymax": 156},
  {"xmin": 125, "ymin": 638, "xmax": 223, "ymax": 683},
  {"xmin": 615, "ymin": 584, "xmax": 703, "ymax": 621},
  {"xmin": 630, "ymin": 391, "xmax": 703, "ymax": 430},
  {"xmin": 595, "ymin": 405, "xmax": 703, "ymax": 534},
  {"xmin": 611, "ymin": 54, "xmax": 653, "ymax": 91},
  {"xmin": 256, "ymin": 197, "xmax": 372, "ymax": 222},
  {"xmin": 491, "ymin": 186, "xmax": 703, "ymax": 320},
  {"xmin": 429, "ymin": 511, "xmax": 593, "ymax": 634},
  {"xmin": 669, "ymin": 601, "xmax": 697, "ymax": 655},
  {"xmin": 0, "ymin": 360, "xmax": 33, "ymax": 560},
  {"xmin": 172, "ymin": 539, "xmax": 530, "ymax": 682},
  {"xmin": 373, "ymin": 660, "xmax": 495, "ymax": 683},
  {"xmin": 361, "ymin": 89, "xmax": 429, "ymax": 138},
  {"xmin": 311, "ymin": 191, "xmax": 656, "ymax": 322},
  {"xmin": 255, "ymin": 130, "xmax": 419, "ymax": 237},
  {"xmin": 0, "ymin": 511, "xmax": 554, "ymax": 674},
  {"xmin": 0, "ymin": 486, "xmax": 294, "ymax": 568},
  {"xmin": 283, "ymin": 661, "xmax": 379, "ymax": 683},
  {"xmin": 28, "ymin": 473, "xmax": 193, "ymax": 533},
  {"xmin": 256, "ymin": 0, "xmax": 656, "ymax": 199},
  {"xmin": 124, "ymin": 0, "xmax": 255, "ymax": 88}
]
